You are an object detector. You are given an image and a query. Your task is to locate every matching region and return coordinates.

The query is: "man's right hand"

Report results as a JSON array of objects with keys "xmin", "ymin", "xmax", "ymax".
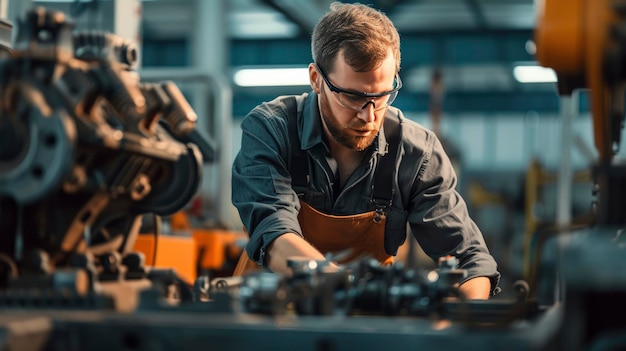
[{"xmin": 265, "ymin": 233, "xmax": 332, "ymax": 276}]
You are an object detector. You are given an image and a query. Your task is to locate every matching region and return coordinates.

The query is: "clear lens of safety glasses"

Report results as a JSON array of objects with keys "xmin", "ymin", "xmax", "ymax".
[{"xmin": 335, "ymin": 89, "xmax": 399, "ymax": 111}]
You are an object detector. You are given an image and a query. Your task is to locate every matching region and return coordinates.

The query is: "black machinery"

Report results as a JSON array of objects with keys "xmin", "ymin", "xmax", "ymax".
[{"xmin": 0, "ymin": 6, "xmax": 205, "ymax": 310}]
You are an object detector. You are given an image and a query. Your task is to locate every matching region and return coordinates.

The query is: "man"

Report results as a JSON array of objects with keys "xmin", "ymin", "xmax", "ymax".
[{"xmin": 232, "ymin": 2, "xmax": 500, "ymax": 299}]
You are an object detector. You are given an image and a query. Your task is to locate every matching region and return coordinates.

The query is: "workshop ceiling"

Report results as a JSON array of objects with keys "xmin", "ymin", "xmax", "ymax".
[
  {"xmin": 24, "ymin": 0, "xmax": 550, "ymax": 112},
  {"xmin": 140, "ymin": 0, "xmax": 538, "ymax": 39}
]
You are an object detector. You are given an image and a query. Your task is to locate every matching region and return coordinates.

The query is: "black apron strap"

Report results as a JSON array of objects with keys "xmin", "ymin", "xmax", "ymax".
[
  {"xmin": 371, "ymin": 112, "xmax": 401, "ymax": 210},
  {"xmin": 284, "ymin": 96, "xmax": 308, "ymax": 189}
]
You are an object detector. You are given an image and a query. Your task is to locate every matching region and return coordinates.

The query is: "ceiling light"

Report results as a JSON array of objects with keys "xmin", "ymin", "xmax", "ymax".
[
  {"xmin": 233, "ymin": 67, "xmax": 310, "ymax": 87},
  {"xmin": 513, "ymin": 65, "xmax": 557, "ymax": 83}
]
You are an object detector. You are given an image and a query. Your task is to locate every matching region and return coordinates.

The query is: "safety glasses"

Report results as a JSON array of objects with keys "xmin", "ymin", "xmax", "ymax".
[{"xmin": 316, "ymin": 64, "xmax": 402, "ymax": 112}]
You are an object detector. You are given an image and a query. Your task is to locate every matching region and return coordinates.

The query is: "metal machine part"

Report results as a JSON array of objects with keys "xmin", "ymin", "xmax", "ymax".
[
  {"xmin": 0, "ymin": 7, "xmax": 207, "ymax": 306},
  {"xmin": 206, "ymin": 257, "xmax": 527, "ymax": 321}
]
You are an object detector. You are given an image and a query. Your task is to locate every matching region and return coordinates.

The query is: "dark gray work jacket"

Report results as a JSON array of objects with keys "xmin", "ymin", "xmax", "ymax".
[{"xmin": 232, "ymin": 92, "xmax": 500, "ymax": 293}]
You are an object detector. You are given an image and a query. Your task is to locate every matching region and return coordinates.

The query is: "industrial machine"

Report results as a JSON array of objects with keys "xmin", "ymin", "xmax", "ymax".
[
  {"xmin": 1, "ymin": 1, "xmax": 626, "ymax": 350},
  {"xmin": 0, "ymin": 6, "xmax": 205, "ymax": 311}
]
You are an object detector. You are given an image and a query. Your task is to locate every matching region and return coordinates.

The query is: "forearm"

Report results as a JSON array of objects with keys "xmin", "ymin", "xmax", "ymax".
[
  {"xmin": 458, "ymin": 276, "xmax": 491, "ymax": 300},
  {"xmin": 265, "ymin": 233, "xmax": 329, "ymax": 276}
]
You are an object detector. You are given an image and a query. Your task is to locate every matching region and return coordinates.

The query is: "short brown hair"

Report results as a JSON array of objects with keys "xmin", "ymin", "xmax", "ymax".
[{"xmin": 311, "ymin": 2, "xmax": 401, "ymax": 74}]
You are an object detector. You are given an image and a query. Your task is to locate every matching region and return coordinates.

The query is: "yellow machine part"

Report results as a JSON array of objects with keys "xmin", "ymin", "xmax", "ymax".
[
  {"xmin": 522, "ymin": 158, "xmax": 592, "ymax": 281},
  {"xmin": 535, "ymin": 0, "xmax": 623, "ymax": 162}
]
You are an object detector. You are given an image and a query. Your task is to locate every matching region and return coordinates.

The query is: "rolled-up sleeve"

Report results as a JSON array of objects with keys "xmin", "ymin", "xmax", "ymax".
[
  {"xmin": 407, "ymin": 133, "xmax": 501, "ymax": 294},
  {"xmin": 232, "ymin": 104, "xmax": 303, "ymax": 265}
]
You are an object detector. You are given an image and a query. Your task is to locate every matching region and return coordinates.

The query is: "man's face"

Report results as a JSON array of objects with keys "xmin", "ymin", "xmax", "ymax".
[{"xmin": 312, "ymin": 52, "xmax": 397, "ymax": 151}]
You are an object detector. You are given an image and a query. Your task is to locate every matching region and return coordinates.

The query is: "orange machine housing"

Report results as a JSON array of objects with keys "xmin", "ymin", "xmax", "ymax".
[
  {"xmin": 133, "ymin": 211, "xmax": 247, "ymax": 285},
  {"xmin": 535, "ymin": 0, "xmax": 623, "ymax": 162}
]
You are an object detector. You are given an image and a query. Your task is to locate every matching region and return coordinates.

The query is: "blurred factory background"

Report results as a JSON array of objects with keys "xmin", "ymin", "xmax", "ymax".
[{"xmin": 2, "ymin": 0, "xmax": 600, "ymax": 286}]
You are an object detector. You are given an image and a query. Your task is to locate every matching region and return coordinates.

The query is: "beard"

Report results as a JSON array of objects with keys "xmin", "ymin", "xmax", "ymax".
[{"xmin": 318, "ymin": 92, "xmax": 379, "ymax": 151}]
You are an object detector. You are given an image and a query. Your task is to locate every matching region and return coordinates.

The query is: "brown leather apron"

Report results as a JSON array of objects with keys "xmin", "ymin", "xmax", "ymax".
[{"xmin": 233, "ymin": 201, "xmax": 393, "ymax": 276}]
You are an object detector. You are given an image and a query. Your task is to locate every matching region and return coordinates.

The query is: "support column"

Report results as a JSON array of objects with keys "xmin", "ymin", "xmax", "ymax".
[
  {"xmin": 191, "ymin": 0, "xmax": 234, "ymax": 228},
  {"xmin": 113, "ymin": 0, "xmax": 142, "ymax": 67},
  {"xmin": 553, "ymin": 90, "xmax": 578, "ymax": 304},
  {"xmin": 556, "ymin": 92, "xmax": 576, "ymax": 227},
  {"xmin": 7, "ymin": 0, "xmax": 31, "ymax": 22}
]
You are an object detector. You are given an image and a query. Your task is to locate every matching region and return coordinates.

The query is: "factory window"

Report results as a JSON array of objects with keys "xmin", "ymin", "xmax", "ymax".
[{"xmin": 142, "ymin": 38, "xmax": 189, "ymax": 67}]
